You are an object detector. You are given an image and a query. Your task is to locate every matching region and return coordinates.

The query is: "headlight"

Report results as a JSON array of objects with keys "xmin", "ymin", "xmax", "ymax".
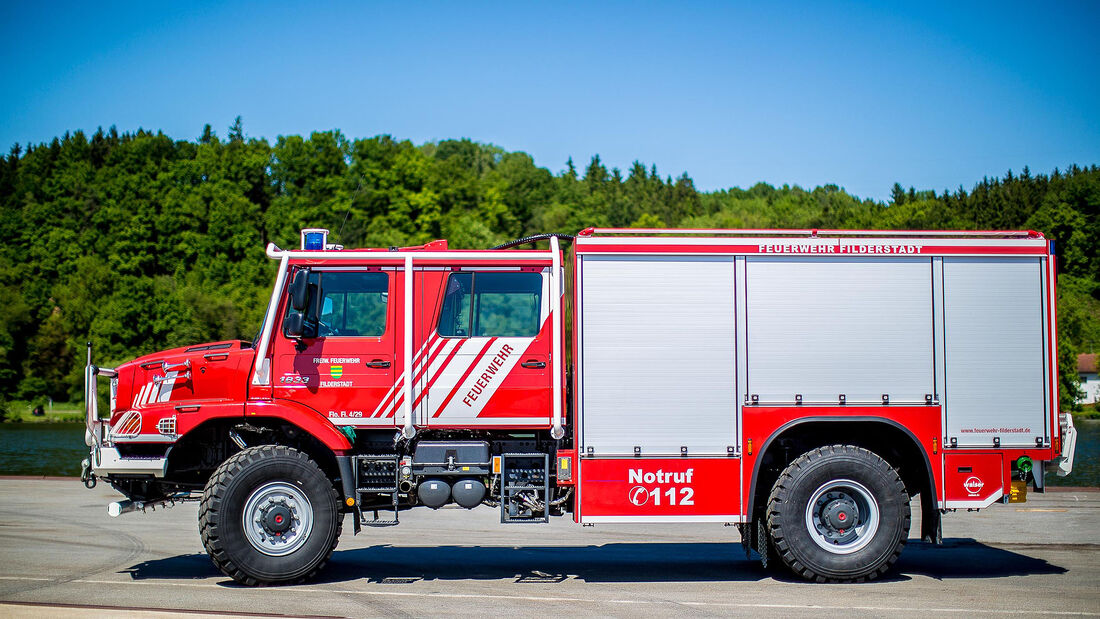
[{"xmin": 112, "ymin": 411, "xmax": 142, "ymax": 438}]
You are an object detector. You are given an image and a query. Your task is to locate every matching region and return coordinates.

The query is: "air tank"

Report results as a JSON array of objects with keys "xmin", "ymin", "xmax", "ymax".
[
  {"xmin": 451, "ymin": 478, "xmax": 486, "ymax": 509},
  {"xmin": 417, "ymin": 479, "xmax": 451, "ymax": 509}
]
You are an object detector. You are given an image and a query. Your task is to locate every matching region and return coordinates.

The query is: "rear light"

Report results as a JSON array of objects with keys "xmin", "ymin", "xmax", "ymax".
[{"xmin": 112, "ymin": 411, "xmax": 142, "ymax": 438}]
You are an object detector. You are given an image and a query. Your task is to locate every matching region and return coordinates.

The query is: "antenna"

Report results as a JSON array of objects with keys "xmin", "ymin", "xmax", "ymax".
[{"xmin": 336, "ymin": 180, "xmax": 363, "ymax": 244}]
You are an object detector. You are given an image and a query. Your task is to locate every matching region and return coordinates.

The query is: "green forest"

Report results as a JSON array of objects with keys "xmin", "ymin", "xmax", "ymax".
[{"xmin": 1, "ymin": 120, "xmax": 1097, "ymax": 413}]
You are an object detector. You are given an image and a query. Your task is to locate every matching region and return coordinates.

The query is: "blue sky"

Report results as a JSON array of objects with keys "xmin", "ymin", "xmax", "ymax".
[{"xmin": 2, "ymin": 1, "xmax": 1097, "ymax": 200}]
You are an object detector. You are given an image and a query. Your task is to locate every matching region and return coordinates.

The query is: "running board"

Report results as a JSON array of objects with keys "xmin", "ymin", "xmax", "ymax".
[{"xmin": 354, "ymin": 455, "xmax": 401, "ymax": 527}]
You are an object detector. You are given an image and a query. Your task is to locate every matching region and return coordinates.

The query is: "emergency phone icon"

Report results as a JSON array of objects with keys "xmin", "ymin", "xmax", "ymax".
[{"xmin": 628, "ymin": 485, "xmax": 650, "ymax": 506}]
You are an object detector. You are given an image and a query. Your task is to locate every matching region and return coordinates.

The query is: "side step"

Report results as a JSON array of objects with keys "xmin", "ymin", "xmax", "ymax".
[
  {"xmin": 355, "ymin": 455, "xmax": 400, "ymax": 527},
  {"xmin": 501, "ymin": 453, "xmax": 550, "ymax": 524}
]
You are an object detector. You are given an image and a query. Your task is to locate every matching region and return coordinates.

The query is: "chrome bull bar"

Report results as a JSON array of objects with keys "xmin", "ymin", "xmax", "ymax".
[
  {"xmin": 83, "ymin": 343, "xmax": 174, "ymax": 490},
  {"xmin": 83, "ymin": 343, "xmax": 117, "ymax": 488},
  {"xmin": 83, "ymin": 343, "xmax": 117, "ymax": 449}
]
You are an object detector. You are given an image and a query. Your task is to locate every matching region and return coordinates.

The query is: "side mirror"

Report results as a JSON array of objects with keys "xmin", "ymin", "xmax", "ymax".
[
  {"xmin": 283, "ymin": 311, "xmax": 305, "ymax": 337},
  {"xmin": 290, "ymin": 269, "xmax": 310, "ymax": 311}
]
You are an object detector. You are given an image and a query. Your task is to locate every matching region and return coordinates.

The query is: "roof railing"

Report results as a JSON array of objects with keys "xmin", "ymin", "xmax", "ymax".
[
  {"xmin": 265, "ymin": 243, "xmax": 552, "ymax": 261},
  {"xmin": 577, "ymin": 227, "xmax": 1043, "ymax": 239}
]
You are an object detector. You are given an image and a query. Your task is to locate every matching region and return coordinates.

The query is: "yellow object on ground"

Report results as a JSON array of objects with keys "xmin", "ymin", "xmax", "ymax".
[{"xmin": 1009, "ymin": 480, "xmax": 1028, "ymax": 503}]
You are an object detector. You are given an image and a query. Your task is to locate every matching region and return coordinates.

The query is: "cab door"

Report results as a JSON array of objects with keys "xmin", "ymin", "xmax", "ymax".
[
  {"xmin": 272, "ymin": 268, "xmax": 396, "ymax": 426},
  {"xmin": 422, "ymin": 268, "xmax": 552, "ymax": 428}
]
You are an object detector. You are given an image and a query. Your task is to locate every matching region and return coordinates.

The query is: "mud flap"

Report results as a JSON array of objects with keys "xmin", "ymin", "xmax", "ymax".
[
  {"xmin": 921, "ymin": 486, "xmax": 942, "ymax": 544},
  {"xmin": 336, "ymin": 455, "xmax": 361, "ymax": 535},
  {"xmin": 738, "ymin": 520, "xmax": 775, "ymax": 568},
  {"xmin": 738, "ymin": 523, "xmax": 752, "ymax": 559}
]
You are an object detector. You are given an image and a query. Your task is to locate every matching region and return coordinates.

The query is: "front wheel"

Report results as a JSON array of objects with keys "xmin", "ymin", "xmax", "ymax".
[
  {"xmin": 767, "ymin": 445, "xmax": 909, "ymax": 582},
  {"xmin": 199, "ymin": 445, "xmax": 342, "ymax": 586}
]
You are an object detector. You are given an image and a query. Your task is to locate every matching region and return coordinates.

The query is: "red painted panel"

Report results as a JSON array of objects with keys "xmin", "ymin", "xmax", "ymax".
[
  {"xmin": 174, "ymin": 402, "xmax": 244, "ymax": 436},
  {"xmin": 422, "ymin": 270, "xmax": 553, "ymax": 428},
  {"xmin": 579, "ymin": 458, "xmax": 740, "ymax": 518},
  {"xmin": 944, "ymin": 453, "xmax": 1003, "ymax": 506},
  {"xmin": 245, "ymin": 400, "xmax": 352, "ymax": 452},
  {"xmin": 476, "ymin": 321, "xmax": 551, "ymax": 419},
  {"xmin": 741, "ymin": 406, "xmax": 944, "ymax": 509}
]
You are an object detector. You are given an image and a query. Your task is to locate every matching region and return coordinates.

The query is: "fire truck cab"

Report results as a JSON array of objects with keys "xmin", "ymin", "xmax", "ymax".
[{"xmin": 83, "ymin": 227, "xmax": 1078, "ymax": 585}]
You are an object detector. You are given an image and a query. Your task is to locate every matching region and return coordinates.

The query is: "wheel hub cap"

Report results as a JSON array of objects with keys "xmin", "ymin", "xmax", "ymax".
[
  {"xmin": 242, "ymin": 481, "xmax": 314, "ymax": 557},
  {"xmin": 263, "ymin": 504, "xmax": 293, "ymax": 534},
  {"xmin": 805, "ymin": 479, "xmax": 880, "ymax": 555},
  {"xmin": 822, "ymin": 498, "xmax": 858, "ymax": 530}
]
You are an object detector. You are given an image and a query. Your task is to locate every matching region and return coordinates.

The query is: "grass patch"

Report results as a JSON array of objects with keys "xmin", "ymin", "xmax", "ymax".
[
  {"xmin": 1, "ymin": 400, "xmax": 84, "ymax": 423},
  {"xmin": 1074, "ymin": 402, "xmax": 1100, "ymax": 420}
]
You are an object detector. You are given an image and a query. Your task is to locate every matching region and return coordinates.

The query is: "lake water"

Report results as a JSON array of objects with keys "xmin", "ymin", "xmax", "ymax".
[
  {"xmin": 0, "ymin": 420, "xmax": 1097, "ymax": 486},
  {"xmin": 0, "ymin": 423, "xmax": 88, "ymax": 476},
  {"xmin": 1059, "ymin": 418, "xmax": 1099, "ymax": 487}
]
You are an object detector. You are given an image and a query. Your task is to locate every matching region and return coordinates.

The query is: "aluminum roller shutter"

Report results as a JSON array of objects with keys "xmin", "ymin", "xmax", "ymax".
[
  {"xmin": 943, "ymin": 257, "xmax": 1048, "ymax": 447},
  {"xmin": 578, "ymin": 255, "xmax": 737, "ymax": 456},
  {"xmin": 745, "ymin": 257, "xmax": 935, "ymax": 405}
]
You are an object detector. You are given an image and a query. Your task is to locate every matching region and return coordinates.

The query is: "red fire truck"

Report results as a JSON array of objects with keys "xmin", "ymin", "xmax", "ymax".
[{"xmin": 82, "ymin": 227, "xmax": 1078, "ymax": 585}]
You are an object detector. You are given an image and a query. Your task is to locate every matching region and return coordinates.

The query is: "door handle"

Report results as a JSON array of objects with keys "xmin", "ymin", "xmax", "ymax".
[
  {"xmin": 366, "ymin": 359, "xmax": 391, "ymax": 369},
  {"xmin": 521, "ymin": 360, "xmax": 546, "ymax": 369}
]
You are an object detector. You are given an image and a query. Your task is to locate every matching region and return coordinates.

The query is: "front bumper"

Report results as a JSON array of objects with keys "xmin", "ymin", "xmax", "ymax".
[{"xmin": 89, "ymin": 445, "xmax": 169, "ymax": 477}]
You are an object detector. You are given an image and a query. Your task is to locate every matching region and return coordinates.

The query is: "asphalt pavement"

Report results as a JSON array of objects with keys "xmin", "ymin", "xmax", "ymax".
[{"xmin": 0, "ymin": 478, "xmax": 1097, "ymax": 617}]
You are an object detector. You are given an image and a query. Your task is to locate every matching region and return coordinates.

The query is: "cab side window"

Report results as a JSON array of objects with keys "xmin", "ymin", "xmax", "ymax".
[
  {"xmin": 319, "ymin": 272, "xmax": 388, "ymax": 336},
  {"xmin": 438, "ymin": 272, "xmax": 541, "ymax": 337},
  {"xmin": 284, "ymin": 271, "xmax": 389, "ymax": 337}
]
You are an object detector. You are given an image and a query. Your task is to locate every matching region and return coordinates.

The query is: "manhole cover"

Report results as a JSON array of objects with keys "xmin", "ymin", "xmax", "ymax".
[{"xmin": 515, "ymin": 570, "xmax": 565, "ymax": 583}]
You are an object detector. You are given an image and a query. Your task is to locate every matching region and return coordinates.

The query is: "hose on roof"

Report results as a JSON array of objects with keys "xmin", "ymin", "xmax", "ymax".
[{"xmin": 491, "ymin": 233, "xmax": 576, "ymax": 250}]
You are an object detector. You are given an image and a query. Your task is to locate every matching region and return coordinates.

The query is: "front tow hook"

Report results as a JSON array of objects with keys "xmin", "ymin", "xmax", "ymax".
[{"xmin": 80, "ymin": 458, "xmax": 96, "ymax": 489}]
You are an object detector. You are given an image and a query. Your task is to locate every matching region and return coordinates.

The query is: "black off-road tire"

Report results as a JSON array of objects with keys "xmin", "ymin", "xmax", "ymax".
[
  {"xmin": 766, "ymin": 445, "xmax": 909, "ymax": 583},
  {"xmin": 199, "ymin": 445, "xmax": 342, "ymax": 586}
]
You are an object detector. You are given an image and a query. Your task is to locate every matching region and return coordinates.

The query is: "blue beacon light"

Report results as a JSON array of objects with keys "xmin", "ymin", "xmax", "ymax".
[{"xmin": 301, "ymin": 228, "xmax": 329, "ymax": 251}]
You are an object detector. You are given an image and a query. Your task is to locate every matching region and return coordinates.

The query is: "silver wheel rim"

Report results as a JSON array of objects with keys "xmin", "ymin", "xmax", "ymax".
[
  {"xmin": 804, "ymin": 478, "xmax": 879, "ymax": 555},
  {"xmin": 242, "ymin": 481, "xmax": 314, "ymax": 557}
]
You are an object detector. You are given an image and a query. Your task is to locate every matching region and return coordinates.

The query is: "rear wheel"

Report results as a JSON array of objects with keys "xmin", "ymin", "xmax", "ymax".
[
  {"xmin": 199, "ymin": 445, "xmax": 342, "ymax": 586},
  {"xmin": 767, "ymin": 445, "xmax": 909, "ymax": 582}
]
